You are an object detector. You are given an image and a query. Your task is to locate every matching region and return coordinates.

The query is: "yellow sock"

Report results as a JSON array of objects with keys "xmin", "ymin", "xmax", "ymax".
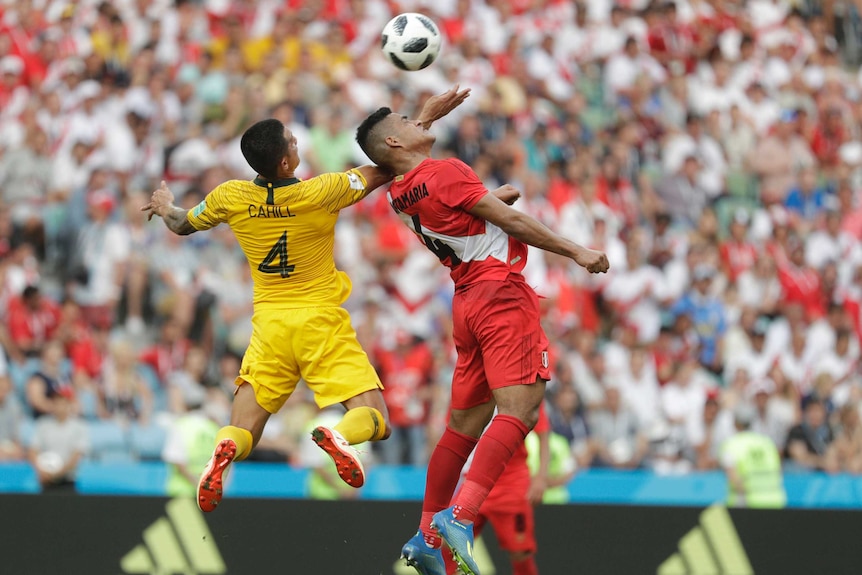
[
  {"xmin": 334, "ymin": 407, "xmax": 387, "ymax": 444},
  {"xmin": 215, "ymin": 426, "xmax": 253, "ymax": 462}
]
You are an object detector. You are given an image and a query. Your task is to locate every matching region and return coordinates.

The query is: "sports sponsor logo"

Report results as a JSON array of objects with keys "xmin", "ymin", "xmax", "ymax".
[
  {"xmin": 119, "ymin": 498, "xmax": 226, "ymax": 574},
  {"xmin": 347, "ymin": 172, "xmax": 364, "ymax": 190},
  {"xmin": 657, "ymin": 505, "xmax": 753, "ymax": 575}
]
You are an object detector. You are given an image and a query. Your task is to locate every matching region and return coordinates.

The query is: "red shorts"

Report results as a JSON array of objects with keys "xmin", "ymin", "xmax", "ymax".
[
  {"xmin": 475, "ymin": 495, "xmax": 536, "ymax": 554},
  {"xmin": 450, "ymin": 275, "xmax": 550, "ymax": 410}
]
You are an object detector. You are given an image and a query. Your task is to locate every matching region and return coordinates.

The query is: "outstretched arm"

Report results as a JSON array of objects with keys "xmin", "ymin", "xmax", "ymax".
[
  {"xmin": 416, "ymin": 84, "xmax": 471, "ymax": 130},
  {"xmin": 353, "ymin": 165, "xmax": 395, "ymax": 198},
  {"xmin": 141, "ymin": 181, "xmax": 197, "ymax": 235},
  {"xmin": 468, "ymin": 186, "xmax": 610, "ymax": 273}
]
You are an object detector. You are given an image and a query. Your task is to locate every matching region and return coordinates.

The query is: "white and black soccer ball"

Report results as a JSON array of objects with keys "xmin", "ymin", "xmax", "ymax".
[{"xmin": 381, "ymin": 13, "xmax": 442, "ymax": 72}]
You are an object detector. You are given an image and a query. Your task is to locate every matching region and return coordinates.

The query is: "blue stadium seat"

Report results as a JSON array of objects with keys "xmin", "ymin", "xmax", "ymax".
[
  {"xmin": 8, "ymin": 358, "xmax": 41, "ymax": 400},
  {"xmin": 17, "ymin": 417, "xmax": 35, "ymax": 449},
  {"xmin": 129, "ymin": 423, "xmax": 167, "ymax": 461},
  {"xmin": 76, "ymin": 387, "xmax": 101, "ymax": 421},
  {"xmin": 136, "ymin": 364, "xmax": 169, "ymax": 413},
  {"xmin": 360, "ymin": 465, "xmax": 427, "ymax": 500},
  {"xmin": 86, "ymin": 420, "xmax": 133, "ymax": 462},
  {"xmin": 76, "ymin": 461, "xmax": 168, "ymax": 495}
]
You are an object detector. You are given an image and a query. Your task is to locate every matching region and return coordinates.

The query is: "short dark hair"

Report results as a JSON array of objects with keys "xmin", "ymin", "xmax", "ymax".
[
  {"xmin": 356, "ymin": 107, "xmax": 393, "ymax": 169},
  {"xmin": 240, "ymin": 119, "xmax": 286, "ymax": 180},
  {"xmin": 22, "ymin": 285, "xmax": 39, "ymax": 299}
]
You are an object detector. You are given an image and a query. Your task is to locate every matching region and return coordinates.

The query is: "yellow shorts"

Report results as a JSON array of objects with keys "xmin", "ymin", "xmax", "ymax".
[{"xmin": 236, "ymin": 306, "xmax": 382, "ymax": 413}]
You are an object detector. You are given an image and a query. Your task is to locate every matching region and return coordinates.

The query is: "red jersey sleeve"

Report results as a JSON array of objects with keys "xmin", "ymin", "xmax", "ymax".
[
  {"xmin": 6, "ymin": 305, "xmax": 29, "ymax": 343},
  {"xmin": 436, "ymin": 158, "xmax": 488, "ymax": 212}
]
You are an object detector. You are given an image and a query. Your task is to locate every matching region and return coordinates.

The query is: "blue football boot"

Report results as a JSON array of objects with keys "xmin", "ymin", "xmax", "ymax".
[
  {"xmin": 401, "ymin": 531, "xmax": 446, "ymax": 575},
  {"xmin": 431, "ymin": 507, "xmax": 479, "ymax": 575}
]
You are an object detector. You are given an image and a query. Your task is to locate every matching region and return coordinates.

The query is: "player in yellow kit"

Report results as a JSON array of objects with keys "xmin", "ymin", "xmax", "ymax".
[{"xmin": 142, "ymin": 86, "xmax": 470, "ymax": 512}]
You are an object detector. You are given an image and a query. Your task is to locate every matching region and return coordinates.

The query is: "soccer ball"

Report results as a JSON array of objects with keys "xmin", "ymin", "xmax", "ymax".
[{"xmin": 381, "ymin": 13, "xmax": 442, "ymax": 71}]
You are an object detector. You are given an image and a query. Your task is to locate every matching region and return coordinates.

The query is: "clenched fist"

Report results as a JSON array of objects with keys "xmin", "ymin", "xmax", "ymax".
[{"xmin": 574, "ymin": 247, "xmax": 610, "ymax": 274}]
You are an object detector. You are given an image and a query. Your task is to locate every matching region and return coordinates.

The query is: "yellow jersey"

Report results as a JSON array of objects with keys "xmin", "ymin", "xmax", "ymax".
[{"xmin": 187, "ymin": 169, "xmax": 369, "ymax": 311}]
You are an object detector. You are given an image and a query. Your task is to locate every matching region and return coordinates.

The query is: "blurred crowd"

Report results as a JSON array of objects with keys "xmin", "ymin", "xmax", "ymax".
[{"xmin": 2, "ymin": 0, "xmax": 862, "ymax": 492}]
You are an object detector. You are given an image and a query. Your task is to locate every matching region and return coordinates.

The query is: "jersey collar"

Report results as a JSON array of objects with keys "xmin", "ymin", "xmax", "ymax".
[{"xmin": 253, "ymin": 176, "xmax": 301, "ymax": 188}]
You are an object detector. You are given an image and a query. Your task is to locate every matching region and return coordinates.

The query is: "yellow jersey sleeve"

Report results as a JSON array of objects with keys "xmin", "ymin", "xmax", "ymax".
[
  {"xmin": 304, "ymin": 169, "xmax": 369, "ymax": 213},
  {"xmin": 187, "ymin": 183, "xmax": 230, "ymax": 230}
]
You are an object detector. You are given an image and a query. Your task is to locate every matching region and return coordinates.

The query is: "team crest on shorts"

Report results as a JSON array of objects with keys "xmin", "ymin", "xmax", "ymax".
[{"xmin": 541, "ymin": 351, "xmax": 549, "ymax": 369}]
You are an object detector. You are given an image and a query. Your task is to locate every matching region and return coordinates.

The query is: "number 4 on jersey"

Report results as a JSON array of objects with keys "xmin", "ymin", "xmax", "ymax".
[
  {"xmin": 410, "ymin": 214, "xmax": 462, "ymax": 266},
  {"xmin": 258, "ymin": 231, "xmax": 295, "ymax": 278}
]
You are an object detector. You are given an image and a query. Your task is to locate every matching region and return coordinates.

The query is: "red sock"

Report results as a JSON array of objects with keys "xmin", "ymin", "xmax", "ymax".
[
  {"xmin": 513, "ymin": 555, "xmax": 539, "ymax": 575},
  {"xmin": 452, "ymin": 414, "xmax": 529, "ymax": 523},
  {"xmin": 420, "ymin": 427, "xmax": 478, "ymax": 547},
  {"xmin": 442, "ymin": 546, "xmax": 458, "ymax": 574}
]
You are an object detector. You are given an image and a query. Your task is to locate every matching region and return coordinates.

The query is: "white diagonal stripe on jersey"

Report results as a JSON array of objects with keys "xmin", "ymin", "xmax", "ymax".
[{"xmin": 397, "ymin": 210, "xmax": 511, "ymax": 265}]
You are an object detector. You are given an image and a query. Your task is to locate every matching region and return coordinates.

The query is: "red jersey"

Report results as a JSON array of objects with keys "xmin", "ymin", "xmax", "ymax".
[
  {"xmin": 778, "ymin": 263, "xmax": 823, "ymax": 321},
  {"xmin": 375, "ymin": 341, "xmax": 435, "ymax": 427},
  {"xmin": 719, "ymin": 240, "xmax": 757, "ymax": 282},
  {"xmin": 7, "ymin": 296, "xmax": 61, "ymax": 351},
  {"xmin": 387, "ymin": 158, "xmax": 527, "ymax": 288}
]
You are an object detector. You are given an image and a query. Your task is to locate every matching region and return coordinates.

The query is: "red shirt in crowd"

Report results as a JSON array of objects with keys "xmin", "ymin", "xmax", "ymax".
[
  {"xmin": 7, "ymin": 294, "xmax": 61, "ymax": 355},
  {"xmin": 809, "ymin": 122, "xmax": 848, "ymax": 168},
  {"xmin": 139, "ymin": 338, "xmax": 190, "ymax": 384},
  {"xmin": 719, "ymin": 239, "xmax": 758, "ymax": 283},
  {"xmin": 375, "ymin": 337, "xmax": 435, "ymax": 428},
  {"xmin": 777, "ymin": 262, "xmax": 824, "ymax": 321}
]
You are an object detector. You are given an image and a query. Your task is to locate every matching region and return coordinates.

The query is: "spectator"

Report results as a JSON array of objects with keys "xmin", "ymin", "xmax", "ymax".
[
  {"xmin": 0, "ymin": 355, "xmax": 24, "ymax": 460},
  {"xmin": 776, "ymin": 325, "xmax": 816, "ymax": 394},
  {"xmin": 70, "ymin": 190, "xmax": 130, "ymax": 330},
  {"xmin": 138, "ymin": 318, "xmax": 191, "ymax": 387},
  {"xmin": 812, "ymin": 329, "xmax": 859, "ymax": 407},
  {"xmin": 0, "ymin": 121, "xmax": 52, "ymax": 252},
  {"xmin": 28, "ymin": 387, "xmax": 89, "ymax": 492},
  {"xmin": 374, "ymin": 329, "xmax": 435, "ymax": 467},
  {"xmin": 720, "ymin": 403, "xmax": 787, "ymax": 508},
  {"xmin": 656, "ymin": 154, "xmax": 710, "ymax": 229},
  {"xmin": 831, "ymin": 404, "xmax": 862, "ymax": 473},
  {"xmin": 25, "ymin": 339, "xmax": 73, "ymax": 419},
  {"xmin": 687, "ymin": 389, "xmax": 735, "ymax": 470},
  {"xmin": 722, "ymin": 104, "xmax": 757, "ymax": 171},
  {"xmin": 723, "ymin": 315, "xmax": 775, "ymax": 386},
  {"xmin": 749, "ymin": 109, "xmax": 815, "ymax": 198},
  {"xmin": 749, "ymin": 378, "xmax": 795, "ymax": 450},
  {"xmin": 662, "ymin": 358, "xmax": 713, "ymax": 438},
  {"xmin": 604, "ymin": 36, "xmax": 667, "ymax": 108},
  {"xmin": 809, "ymin": 107, "xmax": 849, "ymax": 172},
  {"xmin": 805, "ymin": 210, "xmax": 857, "ymax": 276},
  {"xmin": 671, "ymin": 264, "xmax": 728, "ymax": 373},
  {"xmin": 6, "ymin": 284, "xmax": 61, "ymax": 360},
  {"xmin": 719, "ymin": 209, "xmax": 758, "ymax": 284},
  {"xmin": 777, "ymin": 237, "xmax": 824, "ymax": 322},
  {"xmin": 662, "ymin": 113, "xmax": 727, "ymax": 201},
  {"xmin": 161, "ymin": 385, "xmax": 220, "ymax": 498},
  {"xmin": 546, "ymin": 383, "xmax": 592, "ymax": 469},
  {"xmin": 617, "ymin": 345, "xmax": 662, "ymax": 430},
  {"xmin": 603, "ymin": 233, "xmax": 669, "ymax": 344},
  {"xmin": 589, "ymin": 386, "xmax": 649, "ymax": 469},
  {"xmin": 736, "ymin": 254, "xmax": 782, "ymax": 317},
  {"xmin": 784, "ymin": 395, "xmax": 837, "ymax": 472},
  {"xmin": 784, "ymin": 167, "xmax": 831, "ymax": 225},
  {"xmin": 99, "ymin": 338, "xmax": 153, "ymax": 424}
]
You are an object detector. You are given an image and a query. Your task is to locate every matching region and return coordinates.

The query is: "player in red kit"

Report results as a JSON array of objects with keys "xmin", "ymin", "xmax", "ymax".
[
  {"xmin": 442, "ymin": 404, "xmax": 552, "ymax": 575},
  {"xmin": 356, "ymin": 89, "xmax": 609, "ymax": 575}
]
